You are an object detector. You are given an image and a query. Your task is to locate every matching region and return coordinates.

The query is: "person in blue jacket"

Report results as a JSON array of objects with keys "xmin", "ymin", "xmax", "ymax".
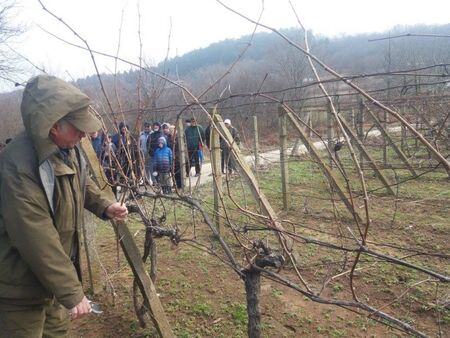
[{"xmin": 153, "ymin": 137, "xmax": 173, "ymax": 194}]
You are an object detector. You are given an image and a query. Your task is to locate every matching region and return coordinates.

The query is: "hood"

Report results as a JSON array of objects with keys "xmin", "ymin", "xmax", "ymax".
[
  {"xmin": 20, "ymin": 75, "xmax": 91, "ymax": 164},
  {"xmin": 157, "ymin": 137, "xmax": 167, "ymax": 146}
]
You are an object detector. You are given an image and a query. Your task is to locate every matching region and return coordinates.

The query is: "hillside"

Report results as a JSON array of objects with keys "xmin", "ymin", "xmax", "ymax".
[{"xmin": 0, "ymin": 23, "xmax": 450, "ymax": 140}]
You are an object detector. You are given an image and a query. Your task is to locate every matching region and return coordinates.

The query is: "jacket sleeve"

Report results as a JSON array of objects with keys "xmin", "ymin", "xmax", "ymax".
[
  {"xmin": 84, "ymin": 175, "xmax": 115, "ymax": 218},
  {"xmin": 1, "ymin": 171, "xmax": 85, "ymax": 309}
]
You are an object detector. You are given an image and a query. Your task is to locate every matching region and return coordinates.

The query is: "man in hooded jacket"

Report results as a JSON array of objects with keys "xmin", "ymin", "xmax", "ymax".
[{"xmin": 0, "ymin": 75, "xmax": 128, "ymax": 337}]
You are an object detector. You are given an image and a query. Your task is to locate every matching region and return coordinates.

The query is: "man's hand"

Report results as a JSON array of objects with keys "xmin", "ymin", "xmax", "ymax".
[
  {"xmin": 69, "ymin": 296, "xmax": 91, "ymax": 320},
  {"xmin": 104, "ymin": 202, "xmax": 128, "ymax": 220}
]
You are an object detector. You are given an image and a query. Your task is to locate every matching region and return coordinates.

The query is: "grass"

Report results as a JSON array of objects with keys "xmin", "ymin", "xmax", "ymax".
[
  {"xmin": 74, "ymin": 138, "xmax": 449, "ymax": 337},
  {"xmin": 229, "ymin": 303, "xmax": 248, "ymax": 325}
]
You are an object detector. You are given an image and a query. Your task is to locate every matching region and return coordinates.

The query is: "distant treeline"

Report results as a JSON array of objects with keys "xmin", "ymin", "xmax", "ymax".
[{"xmin": 1, "ymin": 23, "xmax": 450, "ymax": 141}]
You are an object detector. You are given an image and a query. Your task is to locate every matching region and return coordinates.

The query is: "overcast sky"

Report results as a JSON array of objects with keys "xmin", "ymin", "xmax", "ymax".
[{"xmin": 6, "ymin": 0, "xmax": 450, "ymax": 89}]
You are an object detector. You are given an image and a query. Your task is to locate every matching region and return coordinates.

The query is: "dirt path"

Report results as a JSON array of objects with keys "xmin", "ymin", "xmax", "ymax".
[{"xmin": 189, "ymin": 127, "xmax": 398, "ymax": 186}]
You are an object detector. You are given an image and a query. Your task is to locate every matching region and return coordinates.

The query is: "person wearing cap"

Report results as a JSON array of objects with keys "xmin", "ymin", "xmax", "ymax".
[
  {"xmin": 221, "ymin": 118, "xmax": 240, "ymax": 175},
  {"xmin": 0, "ymin": 75, "xmax": 128, "ymax": 336},
  {"xmin": 184, "ymin": 117, "xmax": 205, "ymax": 177}
]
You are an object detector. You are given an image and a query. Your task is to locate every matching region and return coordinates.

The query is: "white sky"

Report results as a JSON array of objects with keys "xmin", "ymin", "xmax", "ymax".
[{"xmin": 6, "ymin": 0, "xmax": 450, "ymax": 88}]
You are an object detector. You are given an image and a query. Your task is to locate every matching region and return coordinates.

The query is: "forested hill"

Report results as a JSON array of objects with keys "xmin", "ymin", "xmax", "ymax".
[
  {"xmin": 159, "ymin": 23, "xmax": 450, "ymax": 76},
  {"xmin": 1, "ymin": 23, "xmax": 450, "ymax": 140}
]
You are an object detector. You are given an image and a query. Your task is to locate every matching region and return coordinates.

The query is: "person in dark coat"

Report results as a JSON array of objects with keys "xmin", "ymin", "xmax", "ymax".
[
  {"xmin": 147, "ymin": 122, "xmax": 164, "ymax": 158},
  {"xmin": 147, "ymin": 122, "xmax": 165, "ymax": 176},
  {"xmin": 162, "ymin": 123, "xmax": 173, "ymax": 150},
  {"xmin": 112, "ymin": 121, "xmax": 129, "ymax": 149},
  {"xmin": 184, "ymin": 117, "xmax": 205, "ymax": 176},
  {"xmin": 90, "ymin": 130, "xmax": 103, "ymax": 159},
  {"xmin": 112, "ymin": 121, "xmax": 138, "ymax": 180}
]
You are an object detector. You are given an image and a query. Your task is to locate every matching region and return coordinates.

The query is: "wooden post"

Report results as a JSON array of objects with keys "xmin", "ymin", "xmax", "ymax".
[
  {"xmin": 278, "ymin": 106, "xmax": 289, "ymax": 210},
  {"xmin": 176, "ymin": 117, "xmax": 187, "ymax": 189},
  {"xmin": 447, "ymin": 124, "xmax": 450, "ymax": 150},
  {"xmin": 308, "ymin": 112, "xmax": 313, "ymax": 139},
  {"xmin": 401, "ymin": 124, "xmax": 407, "ymax": 152},
  {"xmin": 351, "ymin": 108, "xmax": 356, "ymax": 130},
  {"xmin": 327, "ymin": 101, "xmax": 334, "ymax": 165},
  {"xmin": 253, "ymin": 115, "xmax": 259, "ymax": 170},
  {"xmin": 415, "ymin": 116, "xmax": 420, "ymax": 150},
  {"xmin": 211, "ymin": 112, "xmax": 223, "ymax": 234},
  {"xmin": 357, "ymin": 98, "xmax": 365, "ymax": 165},
  {"xmin": 81, "ymin": 139, "xmax": 174, "ymax": 338}
]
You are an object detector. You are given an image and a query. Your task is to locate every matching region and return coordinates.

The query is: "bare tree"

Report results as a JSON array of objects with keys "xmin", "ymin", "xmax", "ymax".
[{"xmin": 0, "ymin": 0, "xmax": 24, "ymax": 84}]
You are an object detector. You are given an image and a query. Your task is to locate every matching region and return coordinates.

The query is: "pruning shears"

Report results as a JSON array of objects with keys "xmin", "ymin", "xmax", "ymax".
[{"xmin": 89, "ymin": 301, "xmax": 103, "ymax": 315}]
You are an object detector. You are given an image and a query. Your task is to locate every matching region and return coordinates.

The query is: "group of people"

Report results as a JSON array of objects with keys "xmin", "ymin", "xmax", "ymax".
[
  {"xmin": 139, "ymin": 121, "xmax": 176, "ymax": 194},
  {"xmin": 88, "ymin": 114, "xmax": 240, "ymax": 195}
]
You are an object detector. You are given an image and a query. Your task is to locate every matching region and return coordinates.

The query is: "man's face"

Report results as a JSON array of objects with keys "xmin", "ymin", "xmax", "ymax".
[
  {"xmin": 144, "ymin": 126, "xmax": 151, "ymax": 133},
  {"xmin": 50, "ymin": 121, "xmax": 86, "ymax": 149},
  {"xmin": 153, "ymin": 125, "xmax": 160, "ymax": 132},
  {"xmin": 163, "ymin": 127, "xmax": 169, "ymax": 134},
  {"xmin": 191, "ymin": 120, "xmax": 197, "ymax": 126}
]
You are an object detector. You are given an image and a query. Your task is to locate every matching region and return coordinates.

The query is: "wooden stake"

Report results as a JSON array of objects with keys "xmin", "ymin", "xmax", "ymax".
[
  {"xmin": 211, "ymin": 111, "xmax": 223, "ymax": 234},
  {"xmin": 176, "ymin": 117, "xmax": 187, "ymax": 189},
  {"xmin": 327, "ymin": 101, "xmax": 334, "ymax": 166},
  {"xmin": 279, "ymin": 107, "xmax": 290, "ymax": 210},
  {"xmin": 81, "ymin": 139, "xmax": 174, "ymax": 338},
  {"xmin": 253, "ymin": 115, "xmax": 259, "ymax": 170},
  {"xmin": 357, "ymin": 98, "xmax": 365, "ymax": 165}
]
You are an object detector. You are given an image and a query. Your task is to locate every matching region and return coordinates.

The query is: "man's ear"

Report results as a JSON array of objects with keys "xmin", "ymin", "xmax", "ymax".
[{"xmin": 49, "ymin": 123, "xmax": 59, "ymax": 138}]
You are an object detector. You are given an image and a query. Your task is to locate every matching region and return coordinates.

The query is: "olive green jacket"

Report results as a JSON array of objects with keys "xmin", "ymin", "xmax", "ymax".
[{"xmin": 0, "ymin": 75, "xmax": 113, "ymax": 309}]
